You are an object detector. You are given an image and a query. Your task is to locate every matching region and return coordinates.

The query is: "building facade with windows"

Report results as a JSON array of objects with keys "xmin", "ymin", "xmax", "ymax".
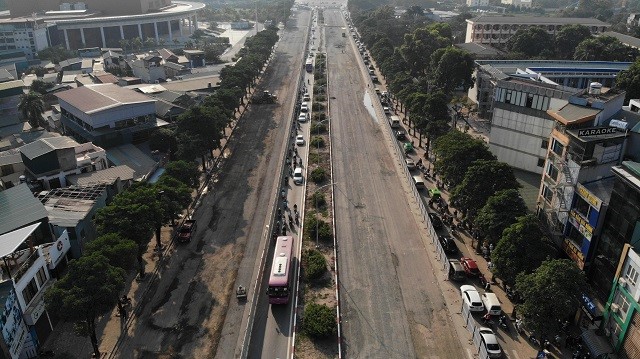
[
  {"xmin": 488, "ymin": 78, "xmax": 575, "ymax": 174},
  {"xmin": 465, "ymin": 16, "xmax": 610, "ymax": 45},
  {"xmin": 469, "ymin": 60, "xmax": 632, "ymax": 119},
  {"xmin": 603, "ymin": 244, "xmax": 640, "ymax": 357},
  {"xmin": 466, "ymin": 0, "xmax": 489, "ymax": 7},
  {"xmin": 0, "ymin": 19, "xmax": 51, "ymax": 59},
  {"xmin": 56, "ymin": 84, "xmax": 160, "ymax": 148}
]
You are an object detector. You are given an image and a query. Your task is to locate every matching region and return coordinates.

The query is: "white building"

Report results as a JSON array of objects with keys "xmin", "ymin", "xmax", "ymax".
[
  {"xmin": 489, "ymin": 78, "xmax": 575, "ymax": 174},
  {"xmin": 501, "ymin": 0, "xmax": 533, "ymax": 8},
  {"xmin": 467, "ymin": 0, "xmax": 489, "ymax": 7},
  {"xmin": 465, "ymin": 16, "xmax": 610, "ymax": 45},
  {"xmin": 19, "ymin": 136, "xmax": 108, "ymax": 189},
  {"xmin": 0, "ymin": 19, "xmax": 51, "ymax": 59}
]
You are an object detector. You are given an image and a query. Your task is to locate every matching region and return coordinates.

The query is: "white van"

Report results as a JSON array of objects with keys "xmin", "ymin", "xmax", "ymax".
[
  {"xmin": 412, "ymin": 175, "xmax": 425, "ymax": 189},
  {"xmin": 293, "ymin": 168, "xmax": 304, "ymax": 185},
  {"xmin": 390, "ymin": 115, "xmax": 401, "ymax": 128},
  {"xmin": 481, "ymin": 293, "xmax": 502, "ymax": 316}
]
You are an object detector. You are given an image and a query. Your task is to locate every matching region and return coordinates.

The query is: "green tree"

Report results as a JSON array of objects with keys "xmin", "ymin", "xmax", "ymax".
[
  {"xmin": 516, "ymin": 259, "xmax": 587, "ymax": 337},
  {"xmin": 430, "ymin": 47, "xmax": 475, "ymax": 93},
  {"xmin": 505, "ymin": 27, "xmax": 554, "ymax": 58},
  {"xmin": 45, "ymin": 253, "xmax": 126, "ymax": 358},
  {"xmin": 144, "ymin": 37, "xmax": 156, "ymax": 49},
  {"xmin": 474, "ymin": 189, "xmax": 528, "ymax": 244},
  {"xmin": 30, "ymin": 79, "xmax": 54, "ymax": 95},
  {"xmin": 164, "ymin": 160, "xmax": 200, "ymax": 188},
  {"xmin": 574, "ymin": 36, "xmax": 640, "ymax": 61},
  {"xmin": 491, "ymin": 215, "xmax": 556, "ymax": 286},
  {"xmin": 450, "ymin": 160, "xmax": 520, "ymax": 218},
  {"xmin": 305, "ymin": 216, "xmax": 332, "ymax": 242},
  {"xmin": 176, "ymin": 105, "xmax": 228, "ymax": 169},
  {"xmin": 149, "ymin": 128, "xmax": 177, "ymax": 156},
  {"xmin": 37, "ymin": 46, "xmax": 75, "ymax": 64},
  {"xmin": 400, "ymin": 26, "xmax": 450, "ymax": 76},
  {"xmin": 408, "ymin": 91, "xmax": 450, "ymax": 151},
  {"xmin": 303, "ymin": 249, "xmax": 328, "ymax": 282},
  {"xmin": 131, "ymin": 37, "xmax": 143, "ymax": 51},
  {"xmin": 616, "ymin": 58, "xmax": 640, "ymax": 101},
  {"xmin": 84, "ymin": 233, "xmax": 137, "ymax": 270},
  {"xmin": 303, "ymin": 303, "xmax": 337, "ymax": 338},
  {"xmin": 155, "ymin": 175, "xmax": 192, "ymax": 226},
  {"xmin": 18, "ymin": 91, "xmax": 45, "ymax": 128},
  {"xmin": 433, "ymin": 131, "xmax": 495, "ymax": 188},
  {"xmin": 554, "ymin": 24, "xmax": 592, "ymax": 59},
  {"xmin": 95, "ymin": 184, "xmax": 163, "ymax": 278}
]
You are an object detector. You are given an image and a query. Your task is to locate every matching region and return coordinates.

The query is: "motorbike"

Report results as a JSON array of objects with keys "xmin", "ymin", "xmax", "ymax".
[{"xmin": 498, "ymin": 315, "xmax": 508, "ymax": 331}]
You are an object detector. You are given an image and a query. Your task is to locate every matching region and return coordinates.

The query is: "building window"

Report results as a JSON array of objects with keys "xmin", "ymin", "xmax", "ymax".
[
  {"xmin": 35, "ymin": 267, "xmax": 47, "ymax": 287},
  {"xmin": 537, "ymin": 158, "xmax": 545, "ymax": 167},
  {"xmin": 574, "ymin": 196, "xmax": 591, "ymax": 219},
  {"xmin": 542, "ymin": 185, "xmax": 553, "ymax": 203},
  {"xmin": 626, "ymin": 265, "xmax": 639, "ymax": 285},
  {"xmin": 546, "ymin": 163, "xmax": 559, "ymax": 182},
  {"xmin": 551, "ymin": 138, "xmax": 564, "ymax": 156},
  {"xmin": 541, "ymin": 139, "xmax": 549, "ymax": 149},
  {"xmin": 21, "ymin": 278, "xmax": 38, "ymax": 306}
]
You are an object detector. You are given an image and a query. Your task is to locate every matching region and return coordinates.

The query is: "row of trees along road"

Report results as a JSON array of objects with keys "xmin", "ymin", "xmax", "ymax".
[
  {"xmin": 45, "ymin": 161, "xmax": 196, "ymax": 358},
  {"xmin": 433, "ymin": 130, "xmax": 590, "ymax": 339},
  {"xmin": 351, "ymin": 6, "xmax": 475, "ymax": 153},
  {"xmin": 44, "ymin": 28, "xmax": 279, "ymax": 358}
]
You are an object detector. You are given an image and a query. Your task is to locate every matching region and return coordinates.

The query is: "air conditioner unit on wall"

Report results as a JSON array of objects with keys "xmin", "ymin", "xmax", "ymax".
[
  {"xmin": 611, "ymin": 303, "xmax": 620, "ymax": 313},
  {"xmin": 619, "ymin": 277, "xmax": 628, "ymax": 288}
]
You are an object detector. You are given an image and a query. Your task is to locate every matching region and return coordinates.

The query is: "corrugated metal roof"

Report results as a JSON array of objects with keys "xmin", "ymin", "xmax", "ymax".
[
  {"xmin": 67, "ymin": 165, "xmax": 135, "ymax": 185},
  {"xmin": 19, "ymin": 136, "xmax": 78, "ymax": 160},
  {"xmin": 55, "ymin": 84, "xmax": 155, "ymax": 114},
  {"xmin": 553, "ymin": 103, "xmax": 600, "ymax": 124},
  {"xmin": 0, "ymin": 80, "xmax": 24, "ymax": 91},
  {"xmin": 0, "ymin": 184, "xmax": 48, "ymax": 236}
]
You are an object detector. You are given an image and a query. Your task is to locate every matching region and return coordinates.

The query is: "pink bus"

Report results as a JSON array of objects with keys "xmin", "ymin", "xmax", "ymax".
[{"xmin": 267, "ymin": 236, "xmax": 294, "ymax": 304}]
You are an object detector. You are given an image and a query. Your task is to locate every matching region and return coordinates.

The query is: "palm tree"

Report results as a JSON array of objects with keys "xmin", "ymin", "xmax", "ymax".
[{"xmin": 18, "ymin": 91, "xmax": 45, "ymax": 129}]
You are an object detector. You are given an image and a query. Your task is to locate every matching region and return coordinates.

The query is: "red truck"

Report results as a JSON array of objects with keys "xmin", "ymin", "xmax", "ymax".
[{"xmin": 177, "ymin": 219, "xmax": 196, "ymax": 243}]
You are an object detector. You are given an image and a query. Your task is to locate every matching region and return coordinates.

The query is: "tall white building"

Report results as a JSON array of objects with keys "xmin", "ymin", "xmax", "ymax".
[
  {"xmin": 0, "ymin": 19, "xmax": 50, "ymax": 59},
  {"xmin": 467, "ymin": 0, "xmax": 489, "ymax": 7},
  {"xmin": 501, "ymin": 0, "xmax": 533, "ymax": 8}
]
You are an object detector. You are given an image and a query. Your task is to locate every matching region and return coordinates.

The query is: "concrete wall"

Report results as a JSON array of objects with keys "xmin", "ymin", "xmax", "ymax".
[{"xmin": 8, "ymin": 0, "xmax": 170, "ymax": 17}]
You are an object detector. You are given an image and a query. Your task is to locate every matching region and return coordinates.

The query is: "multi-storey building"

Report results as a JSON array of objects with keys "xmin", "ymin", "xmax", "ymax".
[
  {"xmin": 536, "ymin": 85, "xmax": 637, "ymax": 281},
  {"xmin": 603, "ymin": 244, "xmax": 640, "ymax": 357},
  {"xmin": 465, "ymin": 16, "xmax": 610, "ymax": 45},
  {"xmin": 0, "ymin": 19, "xmax": 51, "ymax": 59},
  {"xmin": 19, "ymin": 136, "xmax": 107, "ymax": 190},
  {"xmin": 488, "ymin": 78, "xmax": 575, "ymax": 174},
  {"xmin": 56, "ymin": 84, "xmax": 159, "ymax": 148},
  {"xmin": 469, "ymin": 60, "xmax": 632, "ymax": 118},
  {"xmin": 501, "ymin": 0, "xmax": 533, "ymax": 8},
  {"xmin": 466, "ymin": 0, "xmax": 489, "ymax": 7}
]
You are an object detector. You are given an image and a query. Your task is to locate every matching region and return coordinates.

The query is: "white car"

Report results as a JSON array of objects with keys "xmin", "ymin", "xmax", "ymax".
[
  {"xmin": 405, "ymin": 158, "xmax": 416, "ymax": 170},
  {"xmin": 303, "ymin": 93, "xmax": 311, "ymax": 101},
  {"xmin": 293, "ymin": 167, "xmax": 303, "ymax": 184},
  {"xmin": 298, "ymin": 113, "xmax": 308, "ymax": 122},
  {"xmin": 460, "ymin": 285, "xmax": 484, "ymax": 312},
  {"xmin": 383, "ymin": 106, "xmax": 391, "ymax": 114},
  {"xmin": 478, "ymin": 327, "xmax": 502, "ymax": 358},
  {"xmin": 296, "ymin": 135, "xmax": 305, "ymax": 146},
  {"xmin": 300, "ymin": 102, "xmax": 309, "ymax": 112}
]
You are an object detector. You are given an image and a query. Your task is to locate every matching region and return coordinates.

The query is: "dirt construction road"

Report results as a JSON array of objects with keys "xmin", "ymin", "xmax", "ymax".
[{"xmin": 325, "ymin": 9, "xmax": 466, "ymax": 359}]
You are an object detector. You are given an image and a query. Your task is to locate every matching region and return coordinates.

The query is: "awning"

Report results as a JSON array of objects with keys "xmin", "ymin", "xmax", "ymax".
[
  {"xmin": 0, "ymin": 223, "xmax": 41, "ymax": 258},
  {"xmin": 581, "ymin": 329, "xmax": 614, "ymax": 358}
]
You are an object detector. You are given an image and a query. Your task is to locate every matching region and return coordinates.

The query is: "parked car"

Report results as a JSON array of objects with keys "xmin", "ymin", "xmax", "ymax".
[
  {"xmin": 371, "ymin": 75, "xmax": 379, "ymax": 82},
  {"xmin": 296, "ymin": 135, "xmax": 305, "ymax": 146},
  {"xmin": 300, "ymin": 102, "xmax": 309, "ymax": 112},
  {"xmin": 438, "ymin": 235, "xmax": 459, "ymax": 255},
  {"xmin": 298, "ymin": 113, "xmax": 309, "ymax": 122},
  {"xmin": 478, "ymin": 327, "xmax": 503, "ymax": 358},
  {"xmin": 303, "ymin": 93, "xmax": 311, "ymax": 101},
  {"xmin": 448, "ymin": 260, "xmax": 466, "ymax": 281},
  {"xmin": 404, "ymin": 142, "xmax": 413, "ymax": 153},
  {"xmin": 460, "ymin": 257, "xmax": 481, "ymax": 277},
  {"xmin": 405, "ymin": 158, "xmax": 416, "ymax": 170},
  {"xmin": 394, "ymin": 129, "xmax": 407, "ymax": 140},
  {"xmin": 293, "ymin": 167, "xmax": 303, "ymax": 184},
  {"xmin": 428, "ymin": 213, "xmax": 443, "ymax": 229},
  {"xmin": 460, "ymin": 285, "xmax": 484, "ymax": 312},
  {"xmin": 177, "ymin": 219, "xmax": 196, "ymax": 243},
  {"xmin": 383, "ymin": 106, "xmax": 391, "ymax": 114}
]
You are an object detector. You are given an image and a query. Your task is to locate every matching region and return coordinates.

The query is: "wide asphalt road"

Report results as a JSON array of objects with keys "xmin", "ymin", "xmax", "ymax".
[
  {"xmin": 216, "ymin": 8, "xmax": 311, "ymax": 359},
  {"xmin": 325, "ymin": 9, "xmax": 466, "ymax": 359}
]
